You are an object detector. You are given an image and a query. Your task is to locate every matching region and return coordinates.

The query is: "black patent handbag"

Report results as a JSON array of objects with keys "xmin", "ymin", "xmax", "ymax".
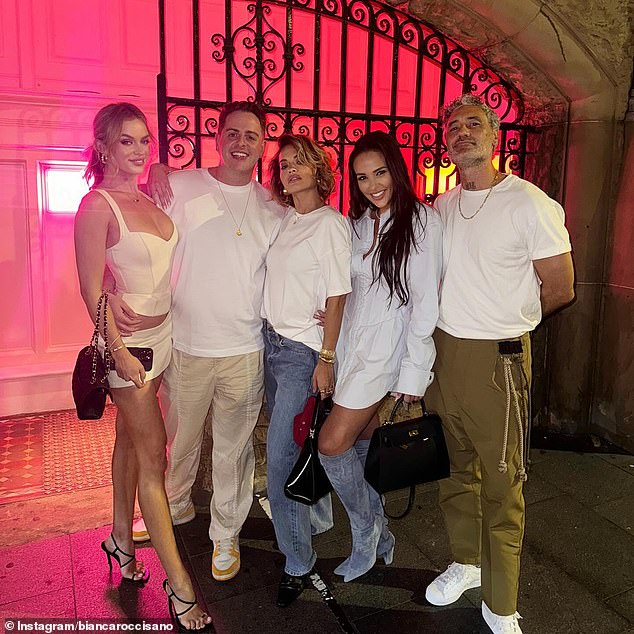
[
  {"xmin": 365, "ymin": 396, "xmax": 450, "ymax": 517},
  {"xmin": 72, "ymin": 292, "xmax": 112, "ymax": 420},
  {"xmin": 284, "ymin": 394, "xmax": 333, "ymax": 505}
]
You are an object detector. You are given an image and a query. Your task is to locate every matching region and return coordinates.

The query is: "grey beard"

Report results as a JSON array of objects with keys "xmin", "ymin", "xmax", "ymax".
[{"xmin": 454, "ymin": 154, "xmax": 487, "ymax": 170}]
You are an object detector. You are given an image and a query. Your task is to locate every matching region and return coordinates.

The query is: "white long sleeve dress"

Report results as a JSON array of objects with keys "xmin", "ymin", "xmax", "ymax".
[{"xmin": 333, "ymin": 205, "xmax": 443, "ymax": 409}]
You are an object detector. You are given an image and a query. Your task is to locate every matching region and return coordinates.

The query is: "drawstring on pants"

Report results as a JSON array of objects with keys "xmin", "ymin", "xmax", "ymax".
[{"xmin": 498, "ymin": 356, "xmax": 528, "ymax": 482}]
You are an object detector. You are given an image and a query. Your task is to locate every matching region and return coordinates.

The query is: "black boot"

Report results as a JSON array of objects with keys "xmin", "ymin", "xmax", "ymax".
[{"xmin": 276, "ymin": 571, "xmax": 311, "ymax": 608}]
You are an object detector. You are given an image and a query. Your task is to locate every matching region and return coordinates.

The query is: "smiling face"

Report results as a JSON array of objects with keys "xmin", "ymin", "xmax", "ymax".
[
  {"xmin": 352, "ymin": 150, "xmax": 393, "ymax": 213},
  {"xmin": 278, "ymin": 144, "xmax": 318, "ymax": 199},
  {"xmin": 102, "ymin": 118, "xmax": 151, "ymax": 177},
  {"xmin": 217, "ymin": 110, "xmax": 265, "ymax": 178},
  {"xmin": 445, "ymin": 104, "xmax": 498, "ymax": 169}
]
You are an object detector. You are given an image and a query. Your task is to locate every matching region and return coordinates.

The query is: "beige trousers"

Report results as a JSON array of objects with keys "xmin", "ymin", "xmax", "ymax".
[
  {"xmin": 426, "ymin": 329, "xmax": 531, "ymax": 616},
  {"xmin": 161, "ymin": 348, "xmax": 264, "ymax": 541}
]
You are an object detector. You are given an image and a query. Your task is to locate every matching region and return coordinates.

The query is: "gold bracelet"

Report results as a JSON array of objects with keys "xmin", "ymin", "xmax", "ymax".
[
  {"xmin": 319, "ymin": 354, "xmax": 335, "ymax": 365},
  {"xmin": 111, "ymin": 344, "xmax": 126, "ymax": 353},
  {"xmin": 319, "ymin": 348, "xmax": 336, "ymax": 361},
  {"xmin": 109, "ymin": 334, "xmax": 123, "ymax": 348}
]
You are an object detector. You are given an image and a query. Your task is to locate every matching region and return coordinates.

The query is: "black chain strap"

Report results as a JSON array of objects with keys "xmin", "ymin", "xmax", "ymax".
[{"xmin": 89, "ymin": 291, "xmax": 111, "ymax": 384}]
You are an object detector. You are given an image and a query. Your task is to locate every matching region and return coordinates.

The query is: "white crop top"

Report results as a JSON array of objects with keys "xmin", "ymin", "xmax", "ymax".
[{"xmin": 98, "ymin": 189, "xmax": 178, "ymax": 317}]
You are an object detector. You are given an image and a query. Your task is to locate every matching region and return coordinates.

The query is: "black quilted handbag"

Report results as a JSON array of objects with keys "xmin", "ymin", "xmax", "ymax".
[
  {"xmin": 284, "ymin": 394, "xmax": 333, "ymax": 505},
  {"xmin": 72, "ymin": 292, "xmax": 112, "ymax": 420},
  {"xmin": 365, "ymin": 396, "xmax": 450, "ymax": 517}
]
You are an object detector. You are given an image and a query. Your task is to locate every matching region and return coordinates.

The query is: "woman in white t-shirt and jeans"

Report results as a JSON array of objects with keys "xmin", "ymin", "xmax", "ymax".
[{"xmin": 262, "ymin": 134, "xmax": 352, "ymax": 608}]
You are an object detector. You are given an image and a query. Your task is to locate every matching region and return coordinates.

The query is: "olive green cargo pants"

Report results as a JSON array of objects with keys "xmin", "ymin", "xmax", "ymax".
[{"xmin": 426, "ymin": 328, "xmax": 531, "ymax": 616}]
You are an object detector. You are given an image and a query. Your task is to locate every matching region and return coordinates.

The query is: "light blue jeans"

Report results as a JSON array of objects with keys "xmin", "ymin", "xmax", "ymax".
[{"xmin": 264, "ymin": 323, "xmax": 331, "ymax": 576}]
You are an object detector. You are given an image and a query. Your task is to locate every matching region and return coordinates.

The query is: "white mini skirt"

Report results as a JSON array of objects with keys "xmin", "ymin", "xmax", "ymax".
[{"xmin": 99, "ymin": 314, "xmax": 173, "ymax": 389}]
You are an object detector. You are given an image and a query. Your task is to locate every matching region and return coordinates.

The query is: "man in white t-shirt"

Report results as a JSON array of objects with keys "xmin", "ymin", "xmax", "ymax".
[
  {"xmin": 424, "ymin": 94, "xmax": 574, "ymax": 634},
  {"xmin": 112, "ymin": 101, "xmax": 285, "ymax": 582}
]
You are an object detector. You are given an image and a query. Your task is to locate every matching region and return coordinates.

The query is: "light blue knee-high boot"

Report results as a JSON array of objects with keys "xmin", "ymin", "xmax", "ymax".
[
  {"xmin": 319, "ymin": 447, "xmax": 383, "ymax": 582},
  {"xmin": 334, "ymin": 440, "xmax": 395, "ymax": 577},
  {"xmin": 354, "ymin": 439, "xmax": 395, "ymax": 564}
]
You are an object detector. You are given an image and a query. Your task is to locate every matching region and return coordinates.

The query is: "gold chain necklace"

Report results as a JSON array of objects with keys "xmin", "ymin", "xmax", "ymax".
[
  {"xmin": 458, "ymin": 172, "xmax": 500, "ymax": 220},
  {"xmin": 217, "ymin": 181, "xmax": 252, "ymax": 236}
]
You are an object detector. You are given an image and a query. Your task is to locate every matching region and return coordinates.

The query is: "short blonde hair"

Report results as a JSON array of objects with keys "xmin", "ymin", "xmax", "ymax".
[{"xmin": 268, "ymin": 134, "xmax": 336, "ymax": 206}]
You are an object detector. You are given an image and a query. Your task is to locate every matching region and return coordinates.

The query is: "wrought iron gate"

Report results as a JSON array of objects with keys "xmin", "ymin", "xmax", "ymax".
[{"xmin": 157, "ymin": 0, "xmax": 535, "ymax": 207}]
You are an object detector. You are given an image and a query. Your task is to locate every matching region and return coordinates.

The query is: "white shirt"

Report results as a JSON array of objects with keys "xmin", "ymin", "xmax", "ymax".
[
  {"xmin": 263, "ymin": 205, "xmax": 352, "ymax": 351},
  {"xmin": 435, "ymin": 174, "xmax": 572, "ymax": 339},
  {"xmin": 335, "ymin": 205, "xmax": 443, "ymax": 407},
  {"xmin": 166, "ymin": 169, "xmax": 285, "ymax": 357}
]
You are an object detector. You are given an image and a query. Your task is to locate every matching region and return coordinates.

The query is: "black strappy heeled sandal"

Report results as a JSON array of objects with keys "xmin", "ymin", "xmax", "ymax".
[
  {"xmin": 101, "ymin": 533, "xmax": 150, "ymax": 584},
  {"xmin": 163, "ymin": 579, "xmax": 213, "ymax": 632}
]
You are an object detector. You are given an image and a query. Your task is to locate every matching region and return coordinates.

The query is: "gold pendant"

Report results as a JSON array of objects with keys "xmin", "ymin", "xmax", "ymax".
[{"xmin": 236, "ymin": 229, "xmax": 242, "ymax": 236}]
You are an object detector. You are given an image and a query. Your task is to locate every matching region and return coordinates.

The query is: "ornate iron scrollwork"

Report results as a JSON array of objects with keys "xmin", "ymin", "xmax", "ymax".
[{"xmin": 158, "ymin": 0, "xmax": 534, "ymax": 207}]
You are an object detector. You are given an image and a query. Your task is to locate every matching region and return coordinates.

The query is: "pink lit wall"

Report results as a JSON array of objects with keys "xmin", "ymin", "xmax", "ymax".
[{"xmin": 0, "ymin": 0, "xmax": 162, "ymax": 415}]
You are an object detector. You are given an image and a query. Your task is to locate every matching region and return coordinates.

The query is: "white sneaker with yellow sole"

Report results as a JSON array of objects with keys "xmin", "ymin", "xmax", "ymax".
[{"xmin": 211, "ymin": 537, "xmax": 240, "ymax": 581}]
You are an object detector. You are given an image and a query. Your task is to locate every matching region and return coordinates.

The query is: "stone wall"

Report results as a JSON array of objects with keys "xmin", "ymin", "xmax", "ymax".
[
  {"xmin": 400, "ymin": 0, "xmax": 633, "ymax": 122},
  {"xmin": 546, "ymin": 0, "xmax": 633, "ymax": 117}
]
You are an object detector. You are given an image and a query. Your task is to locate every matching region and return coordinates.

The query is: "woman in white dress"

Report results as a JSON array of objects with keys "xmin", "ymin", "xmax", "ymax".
[{"xmin": 318, "ymin": 131, "xmax": 443, "ymax": 581}]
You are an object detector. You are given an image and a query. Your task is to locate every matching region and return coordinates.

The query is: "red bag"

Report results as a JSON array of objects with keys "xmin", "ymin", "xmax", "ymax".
[{"xmin": 293, "ymin": 396, "xmax": 317, "ymax": 447}]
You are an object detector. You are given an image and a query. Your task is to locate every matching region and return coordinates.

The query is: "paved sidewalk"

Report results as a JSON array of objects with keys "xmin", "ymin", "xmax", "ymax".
[{"xmin": 1, "ymin": 449, "xmax": 633, "ymax": 633}]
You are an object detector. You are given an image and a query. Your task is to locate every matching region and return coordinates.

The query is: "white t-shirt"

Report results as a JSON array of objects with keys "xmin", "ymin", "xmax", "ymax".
[
  {"xmin": 166, "ymin": 169, "xmax": 285, "ymax": 357},
  {"xmin": 435, "ymin": 174, "xmax": 571, "ymax": 339},
  {"xmin": 262, "ymin": 205, "xmax": 352, "ymax": 351}
]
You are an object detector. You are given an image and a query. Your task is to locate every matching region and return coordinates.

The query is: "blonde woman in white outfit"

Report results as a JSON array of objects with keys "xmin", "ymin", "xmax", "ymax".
[
  {"xmin": 75, "ymin": 103, "xmax": 211, "ymax": 630},
  {"xmin": 318, "ymin": 131, "xmax": 443, "ymax": 582}
]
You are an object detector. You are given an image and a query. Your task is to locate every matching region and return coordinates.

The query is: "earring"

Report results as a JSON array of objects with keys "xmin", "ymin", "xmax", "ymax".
[
  {"xmin": 282, "ymin": 188, "xmax": 288, "ymax": 195},
  {"xmin": 99, "ymin": 153, "xmax": 107, "ymax": 164}
]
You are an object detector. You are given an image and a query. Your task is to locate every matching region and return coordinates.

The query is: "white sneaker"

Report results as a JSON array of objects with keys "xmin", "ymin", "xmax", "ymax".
[
  {"xmin": 212, "ymin": 537, "xmax": 240, "ymax": 581},
  {"xmin": 482, "ymin": 601, "xmax": 523, "ymax": 633},
  {"xmin": 131, "ymin": 502, "xmax": 196, "ymax": 543},
  {"xmin": 425, "ymin": 562, "xmax": 481, "ymax": 606}
]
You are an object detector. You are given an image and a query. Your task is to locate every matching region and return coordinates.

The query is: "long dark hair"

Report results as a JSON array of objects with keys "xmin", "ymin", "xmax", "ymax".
[{"xmin": 348, "ymin": 131, "xmax": 426, "ymax": 306}]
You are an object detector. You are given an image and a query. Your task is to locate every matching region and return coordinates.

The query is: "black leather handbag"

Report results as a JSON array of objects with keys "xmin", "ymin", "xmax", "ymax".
[
  {"xmin": 284, "ymin": 394, "xmax": 333, "ymax": 505},
  {"xmin": 365, "ymin": 396, "xmax": 450, "ymax": 517},
  {"xmin": 72, "ymin": 292, "xmax": 112, "ymax": 420}
]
